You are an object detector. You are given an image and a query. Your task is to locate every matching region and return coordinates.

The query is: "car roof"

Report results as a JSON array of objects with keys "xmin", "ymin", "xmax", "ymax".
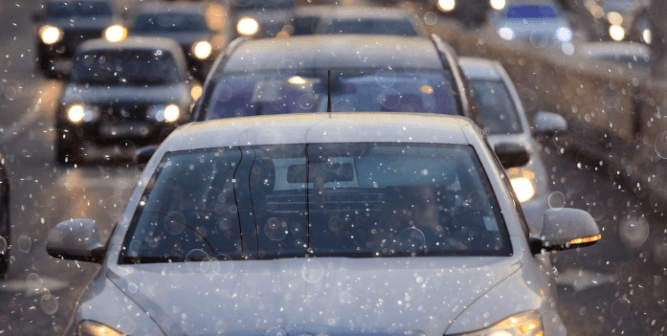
[
  {"xmin": 223, "ymin": 35, "xmax": 443, "ymax": 72},
  {"xmin": 162, "ymin": 113, "xmax": 476, "ymax": 151},
  {"xmin": 581, "ymin": 42, "xmax": 650, "ymax": 58},
  {"xmin": 136, "ymin": 2, "xmax": 206, "ymax": 15},
  {"xmin": 458, "ymin": 57, "xmax": 503, "ymax": 80}
]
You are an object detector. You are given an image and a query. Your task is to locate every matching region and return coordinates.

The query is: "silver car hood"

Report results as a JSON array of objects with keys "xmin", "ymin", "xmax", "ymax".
[
  {"xmin": 61, "ymin": 84, "xmax": 190, "ymax": 106},
  {"xmin": 105, "ymin": 256, "xmax": 520, "ymax": 335}
]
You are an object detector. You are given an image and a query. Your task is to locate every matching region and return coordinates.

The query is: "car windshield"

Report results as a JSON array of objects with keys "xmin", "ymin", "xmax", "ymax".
[
  {"xmin": 320, "ymin": 18, "xmax": 418, "ymax": 36},
  {"xmin": 505, "ymin": 5, "xmax": 558, "ymax": 19},
  {"xmin": 231, "ymin": 0, "xmax": 295, "ymax": 11},
  {"xmin": 204, "ymin": 69, "xmax": 459, "ymax": 119},
  {"xmin": 120, "ymin": 143, "xmax": 511, "ymax": 263},
  {"xmin": 46, "ymin": 1, "xmax": 112, "ymax": 18},
  {"xmin": 133, "ymin": 12, "xmax": 208, "ymax": 33},
  {"xmin": 470, "ymin": 79, "xmax": 523, "ymax": 134},
  {"xmin": 292, "ymin": 16, "xmax": 321, "ymax": 35},
  {"xmin": 72, "ymin": 50, "xmax": 181, "ymax": 85}
]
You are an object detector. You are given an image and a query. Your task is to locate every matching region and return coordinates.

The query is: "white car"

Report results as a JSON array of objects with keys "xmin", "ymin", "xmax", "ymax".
[
  {"xmin": 46, "ymin": 113, "xmax": 600, "ymax": 336},
  {"xmin": 459, "ymin": 57, "xmax": 568, "ymax": 231}
]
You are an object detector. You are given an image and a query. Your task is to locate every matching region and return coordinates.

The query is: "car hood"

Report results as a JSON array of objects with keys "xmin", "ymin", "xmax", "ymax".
[
  {"xmin": 105, "ymin": 256, "xmax": 521, "ymax": 335},
  {"xmin": 129, "ymin": 31, "xmax": 212, "ymax": 49},
  {"xmin": 44, "ymin": 16, "xmax": 115, "ymax": 30},
  {"xmin": 61, "ymin": 84, "xmax": 190, "ymax": 106}
]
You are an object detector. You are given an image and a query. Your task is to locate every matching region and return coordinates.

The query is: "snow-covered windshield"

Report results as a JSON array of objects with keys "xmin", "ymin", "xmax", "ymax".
[{"xmin": 320, "ymin": 18, "xmax": 418, "ymax": 36}]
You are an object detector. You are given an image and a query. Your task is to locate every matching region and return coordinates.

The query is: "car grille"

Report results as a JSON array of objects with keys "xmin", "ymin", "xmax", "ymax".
[{"xmin": 99, "ymin": 104, "xmax": 149, "ymax": 124}]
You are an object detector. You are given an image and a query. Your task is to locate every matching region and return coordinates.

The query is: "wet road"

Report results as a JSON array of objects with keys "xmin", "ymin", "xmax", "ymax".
[{"xmin": 0, "ymin": 1, "xmax": 664, "ymax": 335}]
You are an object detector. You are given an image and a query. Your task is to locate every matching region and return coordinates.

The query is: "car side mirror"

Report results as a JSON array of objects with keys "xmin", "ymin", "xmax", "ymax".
[
  {"xmin": 46, "ymin": 219, "xmax": 105, "ymax": 263},
  {"xmin": 32, "ymin": 11, "xmax": 45, "ymax": 23},
  {"xmin": 494, "ymin": 142, "xmax": 530, "ymax": 168},
  {"xmin": 530, "ymin": 208, "xmax": 601, "ymax": 253},
  {"xmin": 533, "ymin": 111, "xmax": 568, "ymax": 134},
  {"xmin": 134, "ymin": 145, "xmax": 158, "ymax": 170}
]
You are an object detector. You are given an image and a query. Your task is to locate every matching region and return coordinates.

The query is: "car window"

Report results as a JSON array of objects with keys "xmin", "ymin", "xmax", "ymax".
[
  {"xmin": 133, "ymin": 13, "xmax": 208, "ymax": 33},
  {"xmin": 231, "ymin": 0, "xmax": 295, "ymax": 10},
  {"xmin": 320, "ymin": 18, "xmax": 418, "ymax": 36},
  {"xmin": 291, "ymin": 16, "xmax": 320, "ymax": 35},
  {"xmin": 46, "ymin": 1, "xmax": 113, "ymax": 18},
  {"xmin": 72, "ymin": 50, "xmax": 181, "ymax": 86},
  {"xmin": 505, "ymin": 5, "xmax": 558, "ymax": 19},
  {"xmin": 470, "ymin": 79, "xmax": 523, "ymax": 135},
  {"xmin": 204, "ymin": 69, "xmax": 459, "ymax": 119},
  {"xmin": 120, "ymin": 143, "xmax": 511, "ymax": 263}
]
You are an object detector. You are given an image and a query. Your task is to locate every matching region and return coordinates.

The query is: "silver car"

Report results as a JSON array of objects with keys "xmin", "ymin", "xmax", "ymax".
[
  {"xmin": 47, "ymin": 113, "xmax": 600, "ymax": 336},
  {"xmin": 459, "ymin": 57, "xmax": 567, "ymax": 230}
]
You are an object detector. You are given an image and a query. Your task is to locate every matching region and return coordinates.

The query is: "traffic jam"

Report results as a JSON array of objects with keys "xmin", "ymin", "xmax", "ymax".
[{"xmin": 0, "ymin": 0, "xmax": 665, "ymax": 335}]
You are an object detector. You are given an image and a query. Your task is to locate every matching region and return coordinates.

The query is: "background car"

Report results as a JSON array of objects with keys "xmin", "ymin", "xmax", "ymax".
[
  {"xmin": 581, "ymin": 41, "xmax": 650, "ymax": 70},
  {"xmin": 426, "ymin": 0, "xmax": 494, "ymax": 27},
  {"xmin": 46, "ymin": 113, "xmax": 600, "ymax": 336},
  {"xmin": 459, "ymin": 57, "xmax": 567, "ymax": 229},
  {"xmin": 129, "ymin": 2, "xmax": 226, "ymax": 80},
  {"xmin": 192, "ymin": 34, "xmax": 483, "ymax": 126},
  {"xmin": 32, "ymin": 0, "xmax": 125, "ymax": 77},
  {"xmin": 0, "ymin": 158, "xmax": 9, "ymax": 278},
  {"xmin": 228, "ymin": 0, "xmax": 296, "ymax": 39},
  {"xmin": 56, "ymin": 37, "xmax": 192, "ymax": 164}
]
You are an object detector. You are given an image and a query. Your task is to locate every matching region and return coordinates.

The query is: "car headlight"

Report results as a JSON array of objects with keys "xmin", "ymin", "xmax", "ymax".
[
  {"xmin": 490, "ymin": 0, "xmax": 505, "ymax": 10},
  {"xmin": 509, "ymin": 168, "xmax": 536, "ymax": 203},
  {"xmin": 451, "ymin": 311, "xmax": 543, "ymax": 336},
  {"xmin": 498, "ymin": 27, "xmax": 514, "ymax": 41},
  {"xmin": 555, "ymin": 27, "xmax": 572, "ymax": 42},
  {"xmin": 438, "ymin": 0, "xmax": 456, "ymax": 12},
  {"xmin": 40, "ymin": 25, "xmax": 63, "ymax": 45},
  {"xmin": 149, "ymin": 104, "xmax": 180, "ymax": 122},
  {"xmin": 609, "ymin": 25, "xmax": 625, "ymax": 41},
  {"xmin": 191, "ymin": 84, "xmax": 203, "ymax": 100},
  {"xmin": 192, "ymin": 41, "xmax": 212, "ymax": 59},
  {"xmin": 237, "ymin": 17, "xmax": 259, "ymax": 36},
  {"xmin": 104, "ymin": 25, "xmax": 127, "ymax": 43},
  {"xmin": 78, "ymin": 320, "xmax": 124, "ymax": 336},
  {"xmin": 67, "ymin": 104, "xmax": 99, "ymax": 123}
]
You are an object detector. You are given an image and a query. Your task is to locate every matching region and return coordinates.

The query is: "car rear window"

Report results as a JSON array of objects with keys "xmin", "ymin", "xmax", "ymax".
[
  {"xmin": 120, "ymin": 143, "xmax": 511, "ymax": 263},
  {"xmin": 320, "ymin": 18, "xmax": 418, "ymax": 37},
  {"xmin": 505, "ymin": 5, "xmax": 558, "ymax": 19}
]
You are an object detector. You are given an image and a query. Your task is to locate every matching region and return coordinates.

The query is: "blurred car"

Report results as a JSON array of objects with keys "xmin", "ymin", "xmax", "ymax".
[
  {"xmin": 47, "ymin": 113, "xmax": 601, "ymax": 336},
  {"xmin": 129, "ymin": 2, "xmax": 225, "ymax": 80},
  {"xmin": 32, "ymin": 0, "xmax": 126, "ymax": 77},
  {"xmin": 426, "ymin": 0, "xmax": 495, "ymax": 26},
  {"xmin": 56, "ymin": 37, "xmax": 192, "ymax": 164},
  {"xmin": 581, "ymin": 42, "xmax": 650, "ymax": 70},
  {"xmin": 229, "ymin": 0, "xmax": 296, "ymax": 39},
  {"xmin": 290, "ymin": 6, "xmax": 426, "ymax": 37},
  {"xmin": 0, "ymin": 158, "xmax": 9, "ymax": 277},
  {"xmin": 191, "ymin": 35, "xmax": 483, "ymax": 126},
  {"xmin": 459, "ymin": 57, "xmax": 567, "ymax": 229},
  {"xmin": 489, "ymin": 2, "xmax": 574, "ymax": 53},
  {"xmin": 593, "ymin": 0, "xmax": 649, "ymax": 42}
]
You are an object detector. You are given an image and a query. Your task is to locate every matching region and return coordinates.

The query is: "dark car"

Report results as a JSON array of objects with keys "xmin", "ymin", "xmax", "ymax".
[
  {"xmin": 228, "ymin": 0, "xmax": 296, "ymax": 39},
  {"xmin": 56, "ymin": 37, "xmax": 192, "ymax": 164},
  {"xmin": 427, "ymin": 0, "xmax": 492, "ymax": 26},
  {"xmin": 191, "ymin": 34, "xmax": 481, "ymax": 126},
  {"xmin": 32, "ymin": 0, "xmax": 125, "ymax": 77},
  {"xmin": 129, "ymin": 2, "xmax": 225, "ymax": 80},
  {"xmin": 0, "ymin": 158, "xmax": 9, "ymax": 277}
]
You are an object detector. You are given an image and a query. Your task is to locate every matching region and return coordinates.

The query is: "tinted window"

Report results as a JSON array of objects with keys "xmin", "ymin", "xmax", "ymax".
[
  {"xmin": 470, "ymin": 79, "xmax": 522, "ymax": 134},
  {"xmin": 133, "ymin": 13, "xmax": 208, "ymax": 33},
  {"xmin": 231, "ymin": 0, "xmax": 295, "ymax": 10},
  {"xmin": 505, "ymin": 5, "xmax": 558, "ymax": 19},
  {"xmin": 291, "ymin": 16, "xmax": 320, "ymax": 35},
  {"xmin": 46, "ymin": 1, "xmax": 113, "ymax": 18},
  {"xmin": 321, "ymin": 19, "xmax": 418, "ymax": 37},
  {"xmin": 204, "ymin": 69, "xmax": 459, "ymax": 119},
  {"xmin": 72, "ymin": 50, "xmax": 181, "ymax": 85},
  {"xmin": 121, "ymin": 148, "xmax": 243, "ymax": 263}
]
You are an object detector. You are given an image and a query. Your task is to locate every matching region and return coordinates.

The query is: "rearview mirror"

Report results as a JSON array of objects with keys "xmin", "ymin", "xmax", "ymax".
[
  {"xmin": 530, "ymin": 208, "xmax": 601, "ymax": 253},
  {"xmin": 46, "ymin": 218, "xmax": 105, "ymax": 263},
  {"xmin": 533, "ymin": 111, "xmax": 568, "ymax": 134},
  {"xmin": 494, "ymin": 142, "xmax": 530, "ymax": 168},
  {"xmin": 134, "ymin": 145, "xmax": 158, "ymax": 170}
]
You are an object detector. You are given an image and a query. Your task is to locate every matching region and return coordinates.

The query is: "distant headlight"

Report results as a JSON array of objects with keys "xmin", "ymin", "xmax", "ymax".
[
  {"xmin": 67, "ymin": 104, "xmax": 99, "ymax": 123},
  {"xmin": 556, "ymin": 27, "xmax": 572, "ymax": 42},
  {"xmin": 453, "ymin": 311, "xmax": 542, "ymax": 336},
  {"xmin": 78, "ymin": 320, "xmax": 124, "ymax": 336},
  {"xmin": 437, "ymin": 0, "xmax": 455, "ymax": 12},
  {"xmin": 149, "ymin": 104, "xmax": 180, "ymax": 122},
  {"xmin": 104, "ymin": 25, "xmax": 127, "ymax": 43},
  {"xmin": 643, "ymin": 29, "xmax": 652, "ymax": 44},
  {"xmin": 609, "ymin": 24, "xmax": 625, "ymax": 41},
  {"xmin": 191, "ymin": 84, "xmax": 203, "ymax": 100},
  {"xmin": 490, "ymin": 0, "xmax": 505, "ymax": 10},
  {"xmin": 510, "ymin": 177, "xmax": 535, "ymax": 202},
  {"xmin": 40, "ymin": 25, "xmax": 63, "ymax": 45},
  {"xmin": 237, "ymin": 17, "xmax": 259, "ymax": 36},
  {"xmin": 192, "ymin": 41, "xmax": 212, "ymax": 59},
  {"xmin": 498, "ymin": 27, "xmax": 514, "ymax": 41}
]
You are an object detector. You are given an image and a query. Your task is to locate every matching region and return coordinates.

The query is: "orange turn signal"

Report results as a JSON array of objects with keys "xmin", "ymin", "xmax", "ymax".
[{"xmin": 569, "ymin": 234, "xmax": 601, "ymax": 245}]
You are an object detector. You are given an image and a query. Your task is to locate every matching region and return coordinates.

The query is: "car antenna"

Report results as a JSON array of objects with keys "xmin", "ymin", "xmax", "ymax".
[{"xmin": 327, "ymin": 69, "xmax": 332, "ymax": 117}]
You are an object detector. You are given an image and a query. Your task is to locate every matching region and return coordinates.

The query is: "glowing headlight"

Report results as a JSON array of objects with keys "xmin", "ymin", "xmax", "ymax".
[
  {"xmin": 149, "ymin": 104, "xmax": 180, "ymax": 122},
  {"xmin": 555, "ymin": 27, "xmax": 572, "ymax": 42},
  {"xmin": 490, "ymin": 0, "xmax": 505, "ymax": 10},
  {"xmin": 164, "ymin": 105, "xmax": 180, "ymax": 122},
  {"xmin": 643, "ymin": 29, "xmax": 652, "ymax": 44},
  {"xmin": 104, "ymin": 25, "xmax": 127, "ymax": 43},
  {"xmin": 498, "ymin": 27, "xmax": 514, "ymax": 41},
  {"xmin": 609, "ymin": 25, "xmax": 625, "ymax": 41},
  {"xmin": 510, "ymin": 177, "xmax": 535, "ymax": 202},
  {"xmin": 437, "ymin": 0, "xmax": 455, "ymax": 12},
  {"xmin": 191, "ymin": 84, "xmax": 203, "ymax": 100},
  {"xmin": 237, "ymin": 17, "xmax": 259, "ymax": 36},
  {"xmin": 77, "ymin": 320, "xmax": 124, "ymax": 336},
  {"xmin": 193, "ymin": 41, "xmax": 212, "ymax": 59},
  {"xmin": 67, "ymin": 105, "xmax": 85, "ymax": 123},
  {"xmin": 40, "ymin": 25, "xmax": 63, "ymax": 45},
  {"xmin": 452, "ymin": 311, "xmax": 543, "ymax": 336}
]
